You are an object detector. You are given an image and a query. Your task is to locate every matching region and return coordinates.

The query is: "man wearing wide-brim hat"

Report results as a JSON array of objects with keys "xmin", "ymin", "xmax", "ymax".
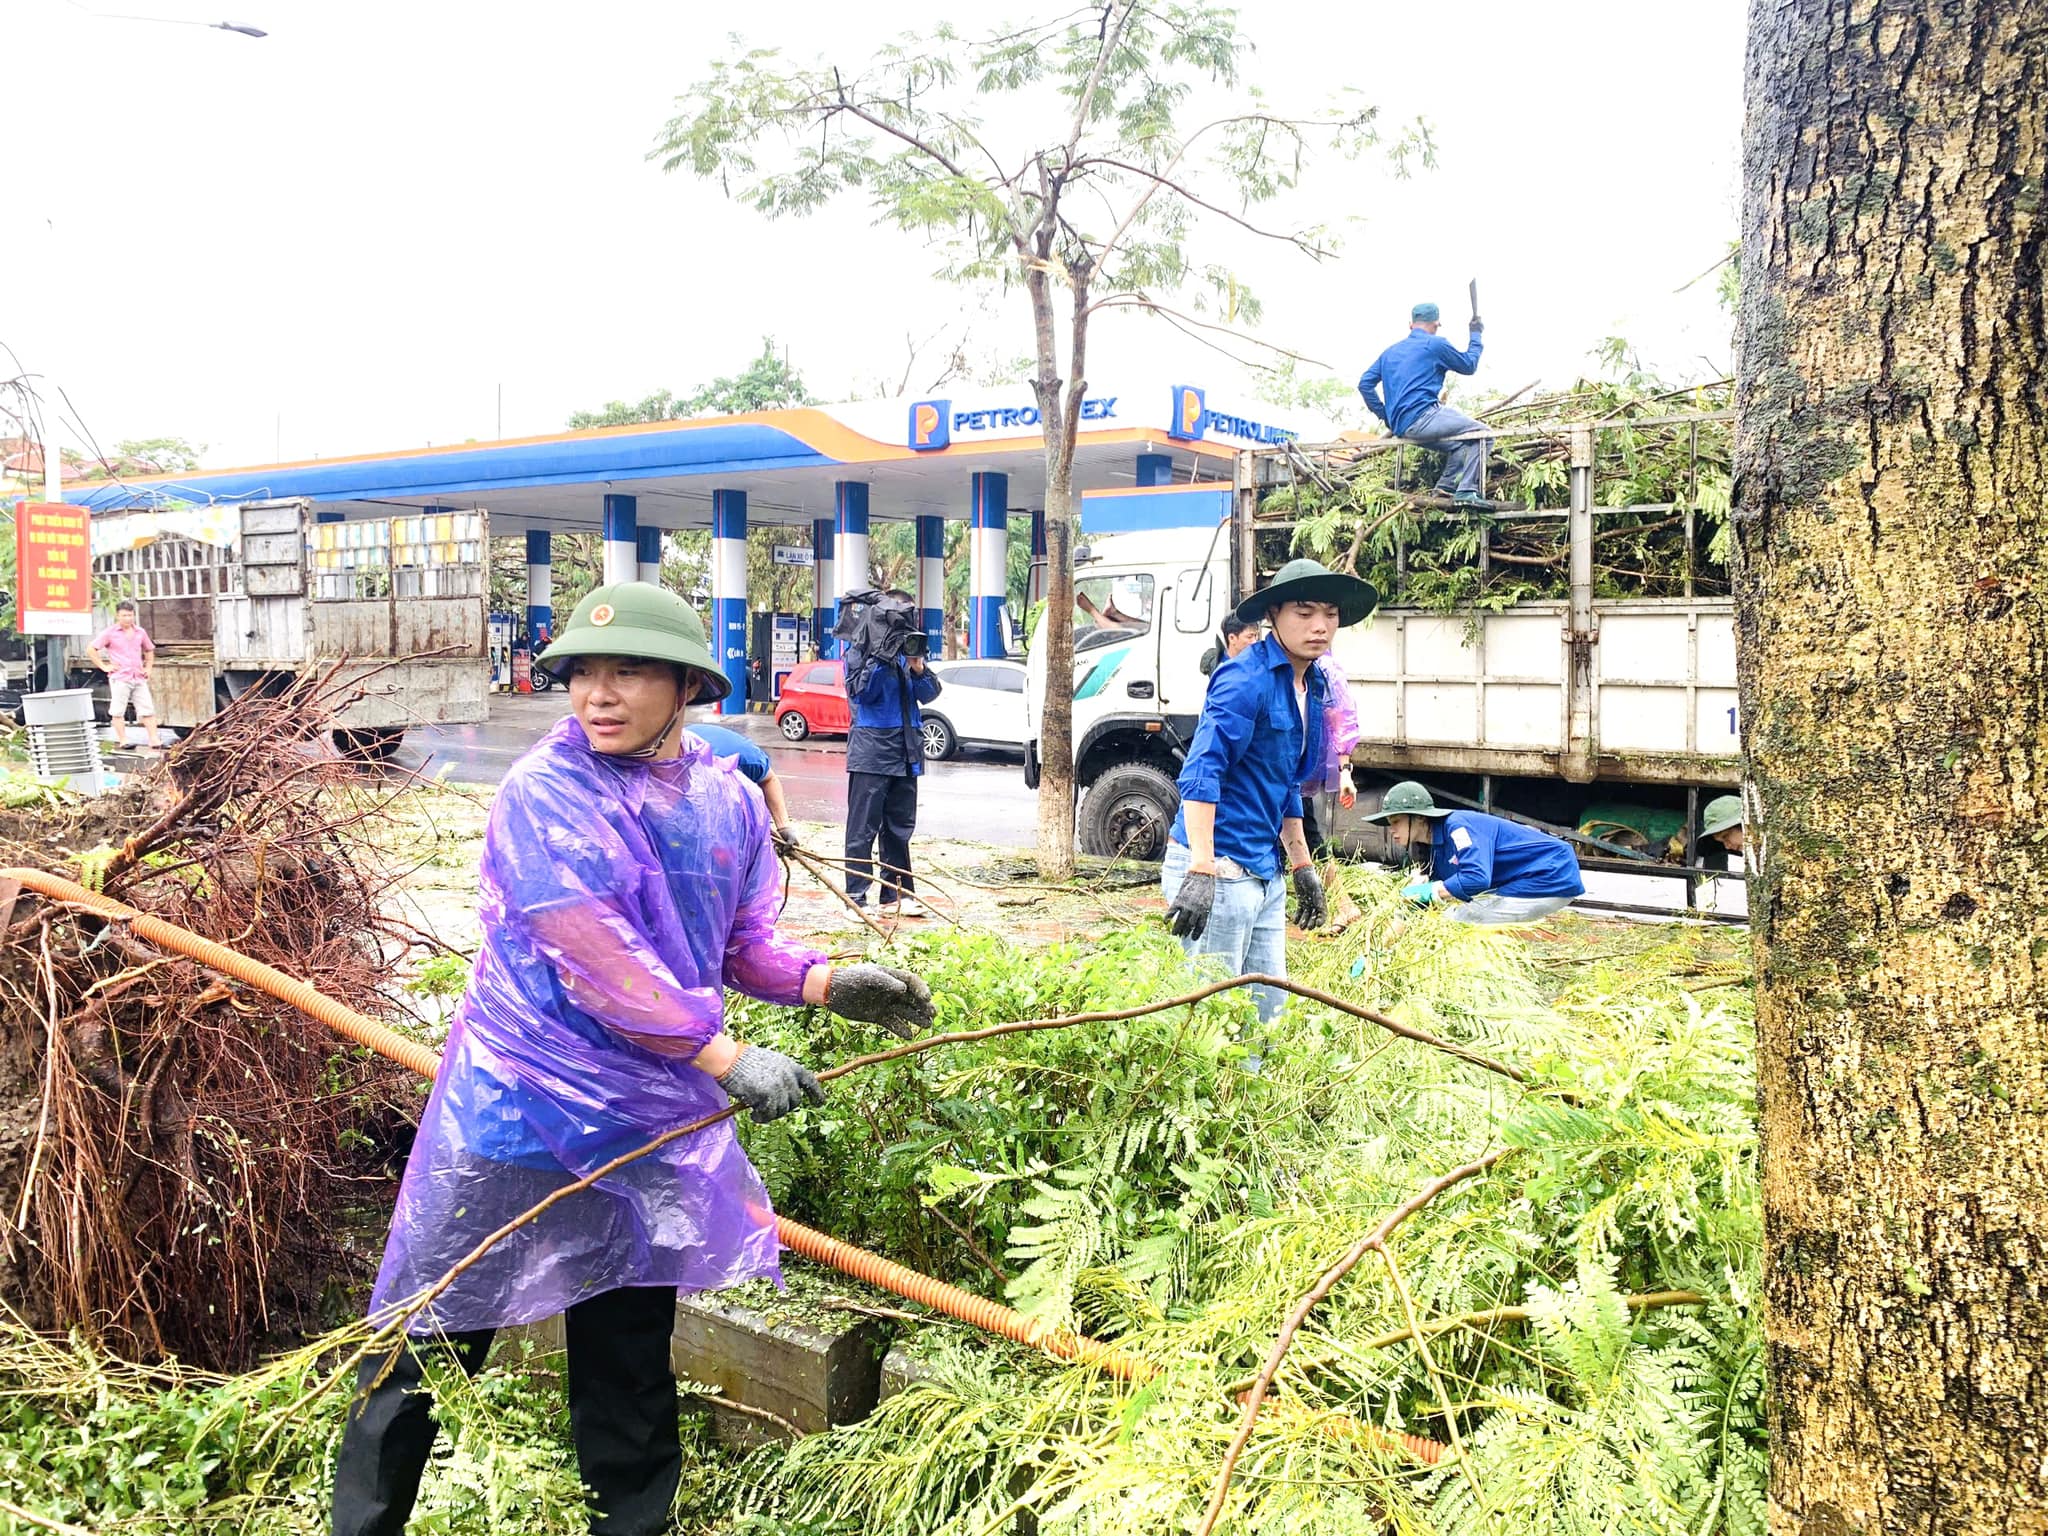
[
  {"xmin": 1161, "ymin": 558, "xmax": 1378, "ymax": 1023},
  {"xmin": 333, "ymin": 583, "xmax": 938, "ymax": 1536},
  {"xmin": 1361, "ymin": 779, "xmax": 1585, "ymax": 924}
]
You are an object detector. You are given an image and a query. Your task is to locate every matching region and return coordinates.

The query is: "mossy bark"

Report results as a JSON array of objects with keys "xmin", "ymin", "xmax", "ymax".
[{"xmin": 1734, "ymin": 2, "xmax": 2046, "ymax": 1531}]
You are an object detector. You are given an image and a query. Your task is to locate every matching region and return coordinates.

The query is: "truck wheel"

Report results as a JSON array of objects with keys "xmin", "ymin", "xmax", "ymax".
[{"xmin": 1080, "ymin": 763, "xmax": 1179, "ymax": 862}]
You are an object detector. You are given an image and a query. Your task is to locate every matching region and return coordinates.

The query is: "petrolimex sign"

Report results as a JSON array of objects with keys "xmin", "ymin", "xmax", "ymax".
[
  {"xmin": 1168, "ymin": 385, "xmax": 1295, "ymax": 447},
  {"xmin": 908, "ymin": 396, "xmax": 1120, "ymax": 451}
]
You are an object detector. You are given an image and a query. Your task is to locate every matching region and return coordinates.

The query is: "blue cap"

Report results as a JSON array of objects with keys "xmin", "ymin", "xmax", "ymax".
[{"xmin": 1411, "ymin": 302, "xmax": 1440, "ymax": 323}]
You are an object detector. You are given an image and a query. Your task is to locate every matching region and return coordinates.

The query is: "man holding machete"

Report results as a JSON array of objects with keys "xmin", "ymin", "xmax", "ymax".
[{"xmin": 1357, "ymin": 280, "xmax": 1492, "ymax": 505}]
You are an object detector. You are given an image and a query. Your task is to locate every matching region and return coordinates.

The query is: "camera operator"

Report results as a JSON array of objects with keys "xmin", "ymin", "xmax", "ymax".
[{"xmin": 838, "ymin": 589, "xmax": 942, "ymax": 920}]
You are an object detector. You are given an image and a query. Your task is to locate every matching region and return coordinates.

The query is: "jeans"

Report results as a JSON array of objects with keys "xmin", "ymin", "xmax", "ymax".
[
  {"xmin": 331, "ymin": 1285, "xmax": 682, "ymax": 1536},
  {"xmin": 845, "ymin": 772, "xmax": 919, "ymax": 906},
  {"xmin": 1160, "ymin": 840, "xmax": 1289, "ymax": 1024},
  {"xmin": 1403, "ymin": 403, "xmax": 1488, "ymax": 496},
  {"xmin": 1447, "ymin": 892, "xmax": 1575, "ymax": 925}
]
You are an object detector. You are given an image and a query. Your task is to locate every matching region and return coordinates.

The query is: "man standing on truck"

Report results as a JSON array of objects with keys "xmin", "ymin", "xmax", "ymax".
[
  {"xmin": 331, "ymin": 583, "xmax": 936, "ymax": 1536},
  {"xmin": 1364, "ymin": 781, "xmax": 1585, "ymax": 924},
  {"xmin": 89, "ymin": 599, "xmax": 160, "ymax": 753},
  {"xmin": 1357, "ymin": 301, "xmax": 1489, "ymax": 504},
  {"xmin": 1161, "ymin": 558, "xmax": 1379, "ymax": 1022}
]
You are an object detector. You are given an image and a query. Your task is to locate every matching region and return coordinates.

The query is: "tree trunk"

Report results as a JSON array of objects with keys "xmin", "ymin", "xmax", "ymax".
[
  {"xmin": 1027, "ymin": 234, "xmax": 1080, "ymax": 880},
  {"xmin": 1734, "ymin": 4, "xmax": 2046, "ymax": 1532}
]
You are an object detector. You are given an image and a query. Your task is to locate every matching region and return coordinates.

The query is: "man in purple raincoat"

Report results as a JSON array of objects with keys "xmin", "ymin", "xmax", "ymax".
[{"xmin": 332, "ymin": 584, "xmax": 938, "ymax": 1536}]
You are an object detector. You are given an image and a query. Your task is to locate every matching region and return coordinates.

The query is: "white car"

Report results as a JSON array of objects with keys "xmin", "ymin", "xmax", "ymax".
[{"xmin": 922, "ymin": 658, "xmax": 1028, "ymax": 760}]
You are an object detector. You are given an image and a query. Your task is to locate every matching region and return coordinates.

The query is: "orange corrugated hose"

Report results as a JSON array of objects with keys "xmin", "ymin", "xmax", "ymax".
[{"xmin": 3, "ymin": 865, "xmax": 1446, "ymax": 1466}]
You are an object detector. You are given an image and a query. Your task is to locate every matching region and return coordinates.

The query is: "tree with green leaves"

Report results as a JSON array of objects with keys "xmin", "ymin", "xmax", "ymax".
[
  {"xmin": 655, "ymin": 4, "xmax": 1422, "ymax": 874},
  {"xmin": 566, "ymin": 336, "xmax": 813, "ymax": 429}
]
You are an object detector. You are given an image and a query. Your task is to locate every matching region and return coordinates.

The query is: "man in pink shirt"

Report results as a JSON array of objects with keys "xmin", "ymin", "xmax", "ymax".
[{"xmin": 88, "ymin": 600, "xmax": 158, "ymax": 751}]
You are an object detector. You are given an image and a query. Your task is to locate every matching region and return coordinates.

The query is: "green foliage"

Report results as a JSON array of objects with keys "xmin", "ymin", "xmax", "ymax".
[
  {"xmin": 743, "ymin": 879, "xmax": 1764, "ymax": 1534},
  {"xmin": 1270, "ymin": 357, "xmax": 1733, "ymax": 628},
  {"xmin": 567, "ymin": 337, "xmax": 814, "ymax": 429}
]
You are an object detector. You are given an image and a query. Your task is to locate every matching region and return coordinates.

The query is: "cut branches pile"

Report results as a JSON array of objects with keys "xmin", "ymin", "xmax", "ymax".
[{"xmin": 0, "ymin": 671, "xmax": 424, "ymax": 1368}]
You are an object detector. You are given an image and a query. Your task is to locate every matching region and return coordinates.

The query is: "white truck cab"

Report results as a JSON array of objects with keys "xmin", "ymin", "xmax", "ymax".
[{"xmin": 1023, "ymin": 524, "xmax": 1233, "ymax": 858}]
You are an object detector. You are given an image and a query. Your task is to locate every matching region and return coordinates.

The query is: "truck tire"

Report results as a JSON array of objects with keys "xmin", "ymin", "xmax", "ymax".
[{"xmin": 1080, "ymin": 763, "xmax": 1179, "ymax": 862}]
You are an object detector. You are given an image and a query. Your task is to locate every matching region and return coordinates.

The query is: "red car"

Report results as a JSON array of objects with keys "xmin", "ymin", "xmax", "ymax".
[{"xmin": 775, "ymin": 660, "xmax": 850, "ymax": 741}]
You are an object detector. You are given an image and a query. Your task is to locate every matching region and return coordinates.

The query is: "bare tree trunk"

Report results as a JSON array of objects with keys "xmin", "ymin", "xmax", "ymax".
[
  {"xmin": 1028, "ymin": 224, "xmax": 1080, "ymax": 879},
  {"xmin": 1734, "ymin": 3, "xmax": 2047, "ymax": 1532}
]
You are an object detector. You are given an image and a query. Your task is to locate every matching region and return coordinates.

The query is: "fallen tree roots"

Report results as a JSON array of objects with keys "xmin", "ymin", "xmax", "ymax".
[{"xmin": 0, "ymin": 670, "xmax": 427, "ymax": 1367}]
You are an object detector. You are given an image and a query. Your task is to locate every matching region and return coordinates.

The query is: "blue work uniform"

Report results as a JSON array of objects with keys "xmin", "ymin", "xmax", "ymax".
[
  {"xmin": 1358, "ymin": 327, "xmax": 1490, "ymax": 497},
  {"xmin": 1357, "ymin": 329, "xmax": 1485, "ymax": 436},
  {"xmin": 1431, "ymin": 811, "xmax": 1585, "ymax": 902},
  {"xmin": 685, "ymin": 722, "xmax": 773, "ymax": 787},
  {"xmin": 1162, "ymin": 634, "xmax": 1327, "ymax": 1023}
]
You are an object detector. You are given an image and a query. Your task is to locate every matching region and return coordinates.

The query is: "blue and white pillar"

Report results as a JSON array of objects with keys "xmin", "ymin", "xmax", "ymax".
[
  {"xmin": 1027, "ymin": 507, "xmax": 1048, "ymax": 612},
  {"xmin": 525, "ymin": 529, "xmax": 553, "ymax": 644},
  {"xmin": 636, "ymin": 525, "xmax": 664, "ymax": 586},
  {"xmin": 602, "ymin": 494, "xmax": 638, "ymax": 586},
  {"xmin": 835, "ymin": 482, "xmax": 870, "ymax": 600},
  {"xmin": 915, "ymin": 515, "xmax": 946, "ymax": 657},
  {"xmin": 811, "ymin": 516, "xmax": 836, "ymax": 657},
  {"xmin": 970, "ymin": 471, "xmax": 1008, "ymax": 659},
  {"xmin": 1136, "ymin": 452, "xmax": 1174, "ymax": 487},
  {"xmin": 712, "ymin": 489, "xmax": 748, "ymax": 715}
]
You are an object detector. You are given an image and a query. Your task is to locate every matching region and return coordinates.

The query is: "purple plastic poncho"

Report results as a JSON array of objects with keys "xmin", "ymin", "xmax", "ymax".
[
  {"xmin": 1304, "ymin": 656, "xmax": 1361, "ymax": 794},
  {"xmin": 369, "ymin": 718, "xmax": 825, "ymax": 1334}
]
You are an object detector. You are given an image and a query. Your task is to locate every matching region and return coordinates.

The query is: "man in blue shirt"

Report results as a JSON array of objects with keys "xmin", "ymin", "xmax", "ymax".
[
  {"xmin": 1357, "ymin": 301, "xmax": 1489, "ymax": 502},
  {"xmin": 687, "ymin": 720, "xmax": 798, "ymax": 853},
  {"xmin": 1363, "ymin": 781, "xmax": 1584, "ymax": 923},
  {"xmin": 1161, "ymin": 558, "xmax": 1379, "ymax": 1022},
  {"xmin": 842, "ymin": 591, "xmax": 943, "ymax": 917}
]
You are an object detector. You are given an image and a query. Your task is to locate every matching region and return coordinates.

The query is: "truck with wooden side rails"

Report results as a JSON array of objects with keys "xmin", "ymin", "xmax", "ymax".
[
  {"xmin": 1022, "ymin": 411, "xmax": 1746, "ymax": 913},
  {"xmin": 69, "ymin": 498, "xmax": 490, "ymax": 757}
]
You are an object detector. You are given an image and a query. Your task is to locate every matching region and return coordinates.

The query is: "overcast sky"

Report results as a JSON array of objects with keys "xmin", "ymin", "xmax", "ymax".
[{"xmin": 8, "ymin": 0, "xmax": 1744, "ymax": 471}]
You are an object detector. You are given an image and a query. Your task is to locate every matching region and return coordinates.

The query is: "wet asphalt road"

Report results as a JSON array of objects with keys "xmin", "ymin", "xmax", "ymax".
[{"xmin": 399, "ymin": 694, "xmax": 1044, "ymax": 851}]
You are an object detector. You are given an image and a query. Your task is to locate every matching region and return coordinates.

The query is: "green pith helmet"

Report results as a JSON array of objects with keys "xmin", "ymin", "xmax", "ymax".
[
  {"xmin": 534, "ymin": 583, "xmax": 730, "ymax": 702},
  {"xmin": 1362, "ymin": 780, "xmax": 1450, "ymax": 823},
  {"xmin": 1235, "ymin": 557, "xmax": 1380, "ymax": 627},
  {"xmin": 1700, "ymin": 794, "xmax": 1745, "ymax": 838}
]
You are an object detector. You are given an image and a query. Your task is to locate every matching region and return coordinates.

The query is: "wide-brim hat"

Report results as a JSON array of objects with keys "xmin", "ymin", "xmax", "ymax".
[
  {"xmin": 535, "ymin": 583, "xmax": 731, "ymax": 702},
  {"xmin": 1361, "ymin": 780, "xmax": 1450, "ymax": 823},
  {"xmin": 1699, "ymin": 794, "xmax": 1745, "ymax": 837},
  {"xmin": 1235, "ymin": 557, "xmax": 1379, "ymax": 627}
]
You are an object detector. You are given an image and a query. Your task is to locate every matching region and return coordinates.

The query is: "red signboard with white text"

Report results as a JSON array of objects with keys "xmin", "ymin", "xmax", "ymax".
[{"xmin": 14, "ymin": 501, "xmax": 93, "ymax": 635}]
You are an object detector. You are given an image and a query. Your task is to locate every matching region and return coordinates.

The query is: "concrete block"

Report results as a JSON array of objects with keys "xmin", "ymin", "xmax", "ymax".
[
  {"xmin": 878, "ymin": 1343, "xmax": 930, "ymax": 1403},
  {"xmin": 670, "ymin": 1290, "xmax": 891, "ymax": 1448}
]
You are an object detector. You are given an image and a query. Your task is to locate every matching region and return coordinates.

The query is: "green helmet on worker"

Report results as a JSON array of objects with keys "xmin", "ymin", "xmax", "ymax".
[
  {"xmin": 1699, "ymin": 794, "xmax": 1744, "ymax": 838},
  {"xmin": 535, "ymin": 583, "xmax": 730, "ymax": 702},
  {"xmin": 1363, "ymin": 781, "xmax": 1450, "ymax": 823}
]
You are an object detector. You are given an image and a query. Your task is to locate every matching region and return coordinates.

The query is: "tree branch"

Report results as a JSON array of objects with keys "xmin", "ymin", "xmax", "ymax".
[
  {"xmin": 1087, "ymin": 294, "xmax": 1330, "ymax": 369},
  {"xmin": 1193, "ymin": 1148, "xmax": 1516, "ymax": 1536},
  {"xmin": 1073, "ymin": 155, "xmax": 1332, "ymax": 255}
]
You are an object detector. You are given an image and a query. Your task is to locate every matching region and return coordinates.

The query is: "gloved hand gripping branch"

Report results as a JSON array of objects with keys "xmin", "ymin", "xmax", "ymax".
[
  {"xmin": 715, "ymin": 1045, "xmax": 825, "ymax": 1122},
  {"xmin": 825, "ymin": 962, "xmax": 936, "ymax": 1040}
]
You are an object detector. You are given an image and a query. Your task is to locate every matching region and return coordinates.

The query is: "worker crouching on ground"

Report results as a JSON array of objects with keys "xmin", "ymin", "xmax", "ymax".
[
  {"xmin": 331, "ymin": 584, "xmax": 937, "ymax": 1536},
  {"xmin": 1365, "ymin": 781, "xmax": 1585, "ymax": 924},
  {"xmin": 687, "ymin": 717, "xmax": 800, "ymax": 853},
  {"xmin": 1161, "ymin": 558, "xmax": 1379, "ymax": 1022},
  {"xmin": 1695, "ymin": 793, "xmax": 1746, "ymax": 870}
]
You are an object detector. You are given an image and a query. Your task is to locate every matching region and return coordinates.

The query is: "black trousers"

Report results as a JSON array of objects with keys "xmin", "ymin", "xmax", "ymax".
[
  {"xmin": 844, "ymin": 771, "xmax": 919, "ymax": 906},
  {"xmin": 331, "ymin": 1285, "xmax": 681, "ymax": 1536}
]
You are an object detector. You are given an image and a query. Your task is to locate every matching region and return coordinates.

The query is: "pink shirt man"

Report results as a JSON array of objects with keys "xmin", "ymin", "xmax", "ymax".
[{"xmin": 91, "ymin": 621, "xmax": 154, "ymax": 680}]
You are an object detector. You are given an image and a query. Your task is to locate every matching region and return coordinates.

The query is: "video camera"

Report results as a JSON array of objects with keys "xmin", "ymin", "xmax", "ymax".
[{"xmin": 834, "ymin": 588, "xmax": 924, "ymax": 663}]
